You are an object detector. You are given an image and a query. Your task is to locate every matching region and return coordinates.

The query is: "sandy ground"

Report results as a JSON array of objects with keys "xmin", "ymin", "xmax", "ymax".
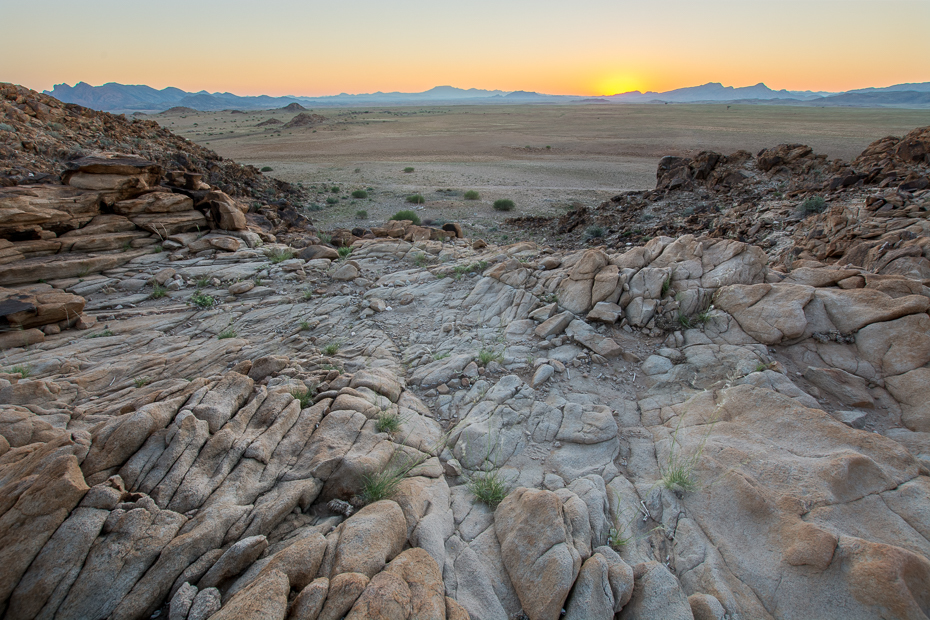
[{"xmin": 152, "ymin": 104, "xmax": 930, "ymax": 237}]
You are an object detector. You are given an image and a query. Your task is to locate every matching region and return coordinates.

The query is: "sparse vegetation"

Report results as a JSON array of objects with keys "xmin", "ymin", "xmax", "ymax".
[
  {"xmin": 798, "ymin": 195, "xmax": 827, "ymax": 216},
  {"xmin": 376, "ymin": 410, "xmax": 402, "ymax": 433},
  {"xmin": 195, "ymin": 276, "xmax": 211, "ymax": 288},
  {"xmin": 477, "ymin": 347, "xmax": 503, "ymax": 366},
  {"xmin": 10, "ymin": 364, "xmax": 31, "ymax": 378},
  {"xmin": 403, "ymin": 167, "xmax": 415, "ymax": 173},
  {"xmin": 661, "ymin": 275, "xmax": 673, "ymax": 297},
  {"xmin": 190, "ymin": 291, "xmax": 214, "ymax": 308},
  {"xmin": 260, "ymin": 166, "xmax": 273, "ymax": 172},
  {"xmin": 322, "ymin": 341, "xmax": 340, "ymax": 356},
  {"xmin": 660, "ymin": 415, "xmax": 716, "ymax": 495},
  {"xmin": 302, "ymin": 288, "xmax": 314, "ymax": 300},
  {"xmin": 467, "ymin": 469, "xmax": 509, "ymax": 508},
  {"xmin": 326, "ymin": 197, "xmax": 339, "ymax": 205},
  {"xmin": 406, "ymin": 194, "xmax": 426, "ymax": 205},
  {"xmin": 268, "ymin": 248, "xmax": 294, "ymax": 263},
  {"xmin": 355, "ymin": 209, "xmax": 368, "ymax": 219},
  {"xmin": 299, "ymin": 320, "xmax": 311, "ymax": 331},
  {"xmin": 291, "ymin": 386, "xmax": 315, "ymax": 408},
  {"xmin": 493, "ymin": 199, "xmax": 515, "ymax": 211},
  {"xmin": 585, "ymin": 225, "xmax": 605, "ymax": 239},
  {"xmin": 87, "ymin": 329, "xmax": 114, "ymax": 338},
  {"xmin": 330, "ymin": 186, "xmax": 340, "ymax": 193},
  {"xmin": 358, "ymin": 448, "xmax": 430, "ymax": 505},
  {"xmin": 338, "ymin": 246, "xmax": 353, "ymax": 259},
  {"xmin": 463, "ymin": 190, "xmax": 480, "ymax": 200},
  {"xmin": 150, "ymin": 284, "xmax": 168, "ymax": 299},
  {"xmin": 351, "ymin": 189, "xmax": 368, "ymax": 199},
  {"xmin": 218, "ymin": 327, "xmax": 237, "ymax": 339},
  {"xmin": 133, "ymin": 376, "xmax": 150, "ymax": 388},
  {"xmin": 391, "ymin": 210, "xmax": 422, "ymax": 225}
]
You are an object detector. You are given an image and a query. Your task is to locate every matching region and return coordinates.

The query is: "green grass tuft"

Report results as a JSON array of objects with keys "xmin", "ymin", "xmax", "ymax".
[
  {"xmin": 337, "ymin": 246, "xmax": 353, "ymax": 259},
  {"xmin": 268, "ymin": 248, "xmax": 294, "ymax": 264},
  {"xmin": 218, "ymin": 328, "xmax": 237, "ymax": 339},
  {"xmin": 291, "ymin": 387, "xmax": 315, "ymax": 409},
  {"xmin": 406, "ymin": 194, "xmax": 426, "ymax": 205},
  {"xmin": 151, "ymin": 283, "xmax": 168, "ymax": 299},
  {"xmin": 467, "ymin": 470, "xmax": 509, "ymax": 508},
  {"xmin": 798, "ymin": 195, "xmax": 827, "ymax": 216},
  {"xmin": 376, "ymin": 411, "xmax": 402, "ymax": 433},
  {"xmin": 351, "ymin": 189, "xmax": 368, "ymax": 199},
  {"xmin": 322, "ymin": 341, "xmax": 340, "ymax": 356},
  {"xmin": 463, "ymin": 190, "xmax": 480, "ymax": 200},
  {"xmin": 10, "ymin": 364, "xmax": 31, "ymax": 378},
  {"xmin": 355, "ymin": 209, "xmax": 368, "ymax": 219},
  {"xmin": 190, "ymin": 291, "xmax": 215, "ymax": 308},
  {"xmin": 493, "ymin": 199, "xmax": 515, "ymax": 211},
  {"xmin": 477, "ymin": 347, "xmax": 502, "ymax": 367},
  {"xmin": 133, "ymin": 376, "xmax": 150, "ymax": 388},
  {"xmin": 391, "ymin": 210, "xmax": 421, "ymax": 225},
  {"xmin": 403, "ymin": 167, "xmax": 415, "ymax": 173}
]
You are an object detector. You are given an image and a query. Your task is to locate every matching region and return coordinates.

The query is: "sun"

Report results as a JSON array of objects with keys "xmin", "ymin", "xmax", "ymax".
[{"xmin": 595, "ymin": 75, "xmax": 644, "ymax": 96}]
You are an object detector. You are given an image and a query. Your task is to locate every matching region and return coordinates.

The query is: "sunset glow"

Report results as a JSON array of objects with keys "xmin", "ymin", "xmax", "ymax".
[{"xmin": 3, "ymin": 0, "xmax": 929, "ymax": 97}]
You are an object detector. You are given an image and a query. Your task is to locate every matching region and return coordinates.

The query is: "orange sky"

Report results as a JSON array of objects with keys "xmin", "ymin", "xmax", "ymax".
[{"xmin": 5, "ymin": 0, "xmax": 929, "ymax": 96}]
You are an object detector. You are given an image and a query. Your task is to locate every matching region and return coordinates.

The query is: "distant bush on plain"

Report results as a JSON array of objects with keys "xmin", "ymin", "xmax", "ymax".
[
  {"xmin": 464, "ymin": 190, "xmax": 480, "ymax": 200},
  {"xmin": 493, "ymin": 199, "xmax": 515, "ymax": 211},
  {"xmin": 391, "ymin": 210, "xmax": 421, "ymax": 225}
]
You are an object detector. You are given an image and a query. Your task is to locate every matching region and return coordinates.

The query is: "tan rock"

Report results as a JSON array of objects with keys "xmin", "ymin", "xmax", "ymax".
[
  {"xmin": 495, "ymin": 488, "xmax": 581, "ymax": 620},
  {"xmin": 113, "ymin": 192, "xmax": 194, "ymax": 216},
  {"xmin": 288, "ymin": 577, "xmax": 329, "ymax": 620},
  {"xmin": 855, "ymin": 314, "xmax": 930, "ymax": 377},
  {"xmin": 384, "ymin": 548, "xmax": 446, "ymax": 619},
  {"xmin": 885, "ymin": 368, "xmax": 930, "ymax": 432},
  {"xmin": 716, "ymin": 283, "xmax": 813, "ymax": 344},
  {"xmin": 0, "ymin": 328, "xmax": 44, "ymax": 349},
  {"xmin": 131, "ymin": 211, "xmax": 208, "ymax": 236},
  {"xmin": 208, "ymin": 568, "xmax": 290, "ymax": 620},
  {"xmin": 446, "ymin": 597, "xmax": 470, "ymax": 620},
  {"xmin": 317, "ymin": 572, "xmax": 369, "ymax": 620},
  {"xmin": 332, "ymin": 500, "xmax": 407, "ymax": 578},
  {"xmin": 344, "ymin": 571, "xmax": 411, "ymax": 620},
  {"xmin": 803, "ymin": 367, "xmax": 874, "ymax": 408},
  {"xmin": 815, "ymin": 288, "xmax": 930, "ymax": 333}
]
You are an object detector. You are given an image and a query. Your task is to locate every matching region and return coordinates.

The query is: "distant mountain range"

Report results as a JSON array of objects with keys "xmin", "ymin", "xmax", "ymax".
[{"xmin": 45, "ymin": 80, "xmax": 930, "ymax": 112}]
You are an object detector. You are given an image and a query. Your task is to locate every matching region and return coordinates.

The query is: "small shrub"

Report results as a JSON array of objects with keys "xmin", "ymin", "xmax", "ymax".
[
  {"xmin": 133, "ymin": 376, "xmax": 150, "ymax": 388},
  {"xmin": 151, "ymin": 284, "xmax": 168, "ymax": 299},
  {"xmin": 302, "ymin": 289, "xmax": 314, "ymax": 301},
  {"xmin": 403, "ymin": 167, "xmax": 415, "ymax": 173},
  {"xmin": 330, "ymin": 186, "xmax": 340, "ymax": 193},
  {"xmin": 608, "ymin": 527, "xmax": 632, "ymax": 549},
  {"xmin": 585, "ymin": 225, "xmax": 605, "ymax": 239},
  {"xmin": 351, "ymin": 189, "xmax": 368, "ymax": 199},
  {"xmin": 463, "ymin": 190, "xmax": 480, "ymax": 200},
  {"xmin": 268, "ymin": 248, "xmax": 294, "ymax": 263},
  {"xmin": 318, "ymin": 233, "xmax": 333, "ymax": 245},
  {"xmin": 190, "ymin": 291, "xmax": 214, "ymax": 308},
  {"xmin": 376, "ymin": 411, "xmax": 402, "ymax": 433},
  {"xmin": 299, "ymin": 320, "xmax": 311, "ymax": 331},
  {"xmin": 195, "ymin": 276, "xmax": 211, "ymax": 288},
  {"xmin": 337, "ymin": 246, "xmax": 353, "ymax": 259},
  {"xmin": 477, "ymin": 347, "xmax": 502, "ymax": 366},
  {"xmin": 493, "ymin": 199, "xmax": 515, "ymax": 211},
  {"xmin": 260, "ymin": 166, "xmax": 273, "ymax": 172},
  {"xmin": 355, "ymin": 209, "xmax": 368, "ymax": 219},
  {"xmin": 291, "ymin": 387, "xmax": 315, "ymax": 409},
  {"xmin": 154, "ymin": 245, "xmax": 164, "ymax": 253},
  {"xmin": 391, "ymin": 210, "xmax": 421, "ymax": 225},
  {"xmin": 87, "ymin": 329, "xmax": 114, "ymax": 338},
  {"xmin": 406, "ymin": 194, "xmax": 425, "ymax": 205},
  {"xmin": 799, "ymin": 195, "xmax": 827, "ymax": 216},
  {"xmin": 10, "ymin": 364, "xmax": 31, "ymax": 378},
  {"xmin": 358, "ymin": 450, "xmax": 429, "ymax": 505},
  {"xmin": 218, "ymin": 328, "xmax": 237, "ymax": 339},
  {"xmin": 661, "ymin": 275, "xmax": 672, "ymax": 297},
  {"xmin": 326, "ymin": 197, "xmax": 339, "ymax": 205},
  {"xmin": 467, "ymin": 470, "xmax": 509, "ymax": 508},
  {"xmin": 322, "ymin": 341, "xmax": 340, "ymax": 356}
]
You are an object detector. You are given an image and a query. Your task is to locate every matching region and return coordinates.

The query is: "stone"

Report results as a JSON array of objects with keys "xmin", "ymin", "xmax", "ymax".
[
  {"xmin": 204, "ymin": 191, "xmax": 247, "ymax": 231},
  {"xmin": 299, "ymin": 245, "xmax": 340, "ymax": 261},
  {"xmin": 332, "ymin": 500, "xmax": 407, "ymax": 578},
  {"xmin": 715, "ymin": 283, "xmax": 813, "ymax": 344},
  {"xmin": 587, "ymin": 301, "xmax": 622, "ymax": 323},
  {"xmin": 198, "ymin": 535, "xmax": 268, "ymax": 589},
  {"xmin": 289, "ymin": 577, "xmax": 329, "ymax": 620},
  {"xmin": 688, "ymin": 593, "xmax": 726, "ymax": 620},
  {"xmin": 113, "ymin": 192, "xmax": 193, "ymax": 216},
  {"xmin": 564, "ymin": 553, "xmax": 615, "ymax": 620},
  {"xmin": 619, "ymin": 561, "xmax": 693, "ymax": 620},
  {"xmin": 333, "ymin": 263, "xmax": 360, "ymax": 281},
  {"xmin": 855, "ymin": 313, "xmax": 930, "ymax": 377},
  {"xmin": 495, "ymin": 488, "xmax": 581, "ymax": 620},
  {"xmin": 191, "ymin": 372, "xmax": 254, "ymax": 433},
  {"xmin": 803, "ymin": 367, "xmax": 874, "ymax": 408},
  {"xmin": 168, "ymin": 582, "xmax": 197, "ymax": 620},
  {"xmin": 885, "ymin": 368, "xmax": 930, "ymax": 432},
  {"xmin": 565, "ymin": 319, "xmax": 622, "ymax": 358},
  {"xmin": 229, "ymin": 280, "xmax": 255, "ymax": 295},
  {"xmin": 531, "ymin": 364, "xmax": 555, "ymax": 387},
  {"xmin": 187, "ymin": 587, "xmax": 221, "ymax": 620},
  {"xmin": 317, "ymin": 572, "xmax": 369, "ymax": 620},
  {"xmin": 815, "ymin": 288, "xmax": 930, "ymax": 334},
  {"xmin": 0, "ymin": 328, "xmax": 44, "ymax": 349},
  {"xmin": 535, "ymin": 311, "xmax": 574, "ymax": 338},
  {"xmin": 383, "ymin": 548, "xmax": 446, "ymax": 619},
  {"xmin": 248, "ymin": 356, "xmax": 289, "ymax": 382},
  {"xmin": 344, "ymin": 571, "xmax": 411, "ymax": 620},
  {"xmin": 208, "ymin": 569, "xmax": 289, "ymax": 620}
]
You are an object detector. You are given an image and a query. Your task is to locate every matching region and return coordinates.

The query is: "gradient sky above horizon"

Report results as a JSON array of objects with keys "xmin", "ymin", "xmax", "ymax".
[{"xmin": 5, "ymin": 0, "xmax": 929, "ymax": 97}]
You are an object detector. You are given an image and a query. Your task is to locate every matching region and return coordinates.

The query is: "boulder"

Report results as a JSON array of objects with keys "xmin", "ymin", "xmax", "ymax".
[
  {"xmin": 208, "ymin": 568, "xmax": 290, "ymax": 620},
  {"xmin": 495, "ymin": 488, "xmax": 582, "ymax": 620},
  {"xmin": 618, "ymin": 561, "xmax": 693, "ymax": 620},
  {"xmin": 332, "ymin": 500, "xmax": 407, "ymax": 578},
  {"xmin": 815, "ymin": 288, "xmax": 930, "ymax": 334}
]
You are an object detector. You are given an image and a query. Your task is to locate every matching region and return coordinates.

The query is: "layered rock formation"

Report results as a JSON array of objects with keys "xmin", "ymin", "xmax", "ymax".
[{"xmin": 0, "ymin": 90, "xmax": 928, "ymax": 620}]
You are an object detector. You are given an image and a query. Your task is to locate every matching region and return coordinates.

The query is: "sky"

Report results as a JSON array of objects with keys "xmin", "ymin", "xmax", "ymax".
[{"xmin": 4, "ymin": 0, "xmax": 929, "ymax": 97}]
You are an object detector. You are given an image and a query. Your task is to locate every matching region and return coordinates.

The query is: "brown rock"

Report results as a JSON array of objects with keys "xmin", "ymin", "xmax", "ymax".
[
  {"xmin": 288, "ymin": 577, "xmax": 328, "ymax": 620},
  {"xmin": 317, "ymin": 572, "xmax": 369, "ymax": 620},
  {"xmin": 344, "ymin": 572, "xmax": 411, "ymax": 620},
  {"xmin": 0, "ymin": 328, "xmax": 44, "ymax": 349},
  {"xmin": 208, "ymin": 568, "xmax": 290, "ymax": 620},
  {"xmin": 332, "ymin": 500, "xmax": 407, "ymax": 579},
  {"xmin": 384, "ymin": 548, "xmax": 446, "ymax": 619},
  {"xmin": 113, "ymin": 192, "xmax": 194, "ymax": 216}
]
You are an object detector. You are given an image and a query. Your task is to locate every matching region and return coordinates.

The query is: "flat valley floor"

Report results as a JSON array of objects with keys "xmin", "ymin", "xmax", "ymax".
[{"xmin": 153, "ymin": 104, "xmax": 930, "ymax": 239}]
